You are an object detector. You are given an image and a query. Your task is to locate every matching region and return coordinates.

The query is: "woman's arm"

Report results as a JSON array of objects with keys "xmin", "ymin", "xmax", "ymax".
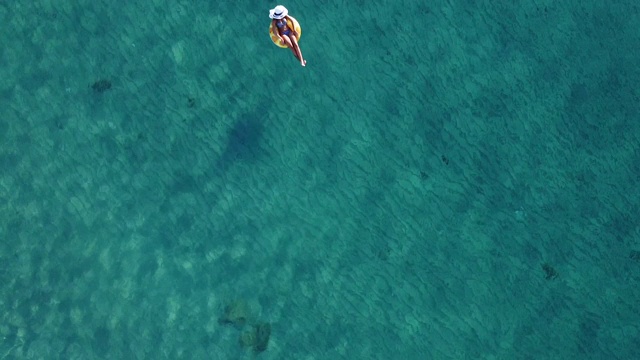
[
  {"xmin": 271, "ymin": 19, "xmax": 282, "ymax": 38},
  {"xmin": 286, "ymin": 16, "xmax": 299, "ymax": 37}
]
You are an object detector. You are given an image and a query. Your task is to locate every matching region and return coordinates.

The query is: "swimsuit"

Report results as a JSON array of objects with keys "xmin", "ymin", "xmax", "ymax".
[{"xmin": 276, "ymin": 19, "xmax": 291, "ymax": 36}]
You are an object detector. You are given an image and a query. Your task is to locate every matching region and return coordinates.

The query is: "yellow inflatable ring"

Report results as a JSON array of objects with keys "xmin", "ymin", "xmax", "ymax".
[{"xmin": 269, "ymin": 16, "xmax": 302, "ymax": 48}]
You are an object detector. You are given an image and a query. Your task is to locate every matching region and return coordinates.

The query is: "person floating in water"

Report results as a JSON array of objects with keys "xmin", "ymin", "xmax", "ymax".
[{"xmin": 269, "ymin": 5, "xmax": 306, "ymax": 67}]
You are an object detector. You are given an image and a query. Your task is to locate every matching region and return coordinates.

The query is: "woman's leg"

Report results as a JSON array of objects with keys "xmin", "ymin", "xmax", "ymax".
[
  {"xmin": 289, "ymin": 36, "xmax": 306, "ymax": 66},
  {"xmin": 282, "ymin": 35, "xmax": 305, "ymax": 66},
  {"xmin": 286, "ymin": 41, "xmax": 299, "ymax": 60},
  {"xmin": 280, "ymin": 35, "xmax": 297, "ymax": 59}
]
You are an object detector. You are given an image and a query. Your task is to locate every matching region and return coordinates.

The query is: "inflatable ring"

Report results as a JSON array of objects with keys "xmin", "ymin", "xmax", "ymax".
[{"xmin": 269, "ymin": 16, "xmax": 302, "ymax": 48}]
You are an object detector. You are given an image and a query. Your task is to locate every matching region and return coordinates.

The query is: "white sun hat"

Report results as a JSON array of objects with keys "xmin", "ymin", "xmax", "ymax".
[{"xmin": 269, "ymin": 5, "xmax": 288, "ymax": 19}]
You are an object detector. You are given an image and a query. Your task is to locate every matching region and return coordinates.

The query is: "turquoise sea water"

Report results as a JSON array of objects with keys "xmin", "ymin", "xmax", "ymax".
[{"xmin": 1, "ymin": 0, "xmax": 640, "ymax": 359}]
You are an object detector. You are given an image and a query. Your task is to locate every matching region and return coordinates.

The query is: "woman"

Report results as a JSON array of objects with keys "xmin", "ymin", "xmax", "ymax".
[{"xmin": 269, "ymin": 5, "xmax": 306, "ymax": 67}]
